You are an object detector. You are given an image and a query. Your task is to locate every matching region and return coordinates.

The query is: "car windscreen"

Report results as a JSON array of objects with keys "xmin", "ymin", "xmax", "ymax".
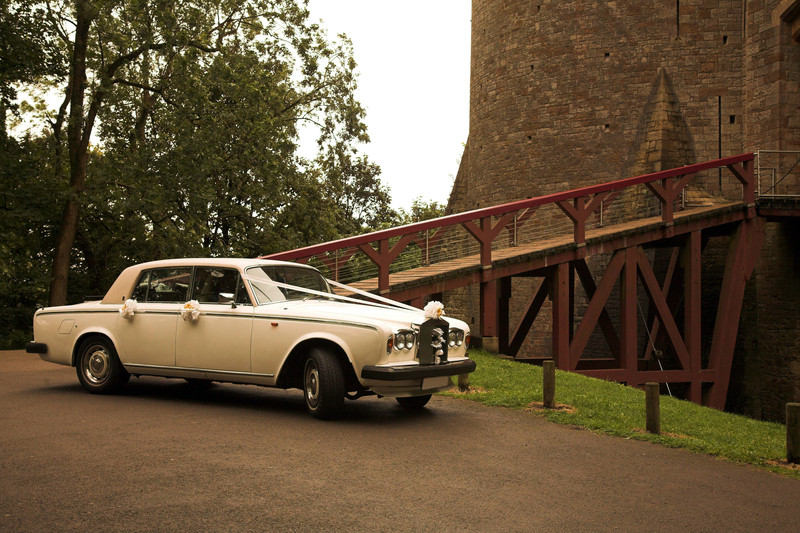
[{"xmin": 245, "ymin": 265, "xmax": 331, "ymax": 304}]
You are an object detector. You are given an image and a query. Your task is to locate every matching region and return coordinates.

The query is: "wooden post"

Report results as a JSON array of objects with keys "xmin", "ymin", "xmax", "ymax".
[
  {"xmin": 543, "ymin": 360, "xmax": 555, "ymax": 409},
  {"xmin": 788, "ymin": 403, "xmax": 800, "ymax": 464},
  {"xmin": 458, "ymin": 373, "xmax": 470, "ymax": 392},
  {"xmin": 646, "ymin": 383, "xmax": 660, "ymax": 435}
]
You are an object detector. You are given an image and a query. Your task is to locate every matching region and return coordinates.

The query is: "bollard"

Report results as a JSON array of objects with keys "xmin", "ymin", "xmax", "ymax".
[
  {"xmin": 543, "ymin": 360, "xmax": 555, "ymax": 409},
  {"xmin": 788, "ymin": 403, "xmax": 800, "ymax": 464},
  {"xmin": 458, "ymin": 373, "xmax": 469, "ymax": 392},
  {"xmin": 646, "ymin": 382, "xmax": 660, "ymax": 435}
]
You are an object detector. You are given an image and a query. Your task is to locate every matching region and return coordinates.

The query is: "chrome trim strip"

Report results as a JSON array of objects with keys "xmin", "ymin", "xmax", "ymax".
[
  {"xmin": 123, "ymin": 363, "xmax": 274, "ymax": 378},
  {"xmin": 201, "ymin": 312, "xmax": 254, "ymax": 318},
  {"xmin": 36, "ymin": 309, "xmax": 119, "ymax": 316},
  {"xmin": 253, "ymin": 315, "xmax": 378, "ymax": 331}
]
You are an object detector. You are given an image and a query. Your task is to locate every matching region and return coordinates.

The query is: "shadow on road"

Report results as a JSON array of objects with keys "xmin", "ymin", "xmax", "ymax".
[{"xmin": 24, "ymin": 374, "xmax": 440, "ymax": 425}]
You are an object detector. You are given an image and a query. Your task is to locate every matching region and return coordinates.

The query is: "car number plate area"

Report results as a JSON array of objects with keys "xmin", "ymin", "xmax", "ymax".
[{"xmin": 422, "ymin": 376, "xmax": 450, "ymax": 390}]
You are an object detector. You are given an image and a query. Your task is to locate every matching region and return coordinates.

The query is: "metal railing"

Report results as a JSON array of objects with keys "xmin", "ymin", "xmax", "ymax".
[
  {"xmin": 756, "ymin": 150, "xmax": 800, "ymax": 198},
  {"xmin": 262, "ymin": 154, "xmax": 758, "ymax": 291}
]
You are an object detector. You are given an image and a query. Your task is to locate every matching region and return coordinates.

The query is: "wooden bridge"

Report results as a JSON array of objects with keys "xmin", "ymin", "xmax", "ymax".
[{"xmin": 263, "ymin": 153, "xmax": 800, "ymax": 409}]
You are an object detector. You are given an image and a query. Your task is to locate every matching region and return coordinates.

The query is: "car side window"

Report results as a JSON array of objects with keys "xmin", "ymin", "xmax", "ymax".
[
  {"xmin": 235, "ymin": 276, "xmax": 251, "ymax": 305},
  {"xmin": 193, "ymin": 267, "xmax": 249, "ymax": 305},
  {"xmin": 132, "ymin": 268, "xmax": 191, "ymax": 302},
  {"xmin": 131, "ymin": 271, "xmax": 150, "ymax": 301}
]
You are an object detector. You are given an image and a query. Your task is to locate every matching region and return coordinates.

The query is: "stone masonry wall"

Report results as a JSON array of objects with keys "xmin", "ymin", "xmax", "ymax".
[{"xmin": 446, "ymin": 0, "xmax": 800, "ymax": 420}]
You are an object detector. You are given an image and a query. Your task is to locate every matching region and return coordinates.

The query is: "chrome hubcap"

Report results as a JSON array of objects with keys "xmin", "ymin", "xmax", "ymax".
[
  {"xmin": 305, "ymin": 361, "xmax": 319, "ymax": 408},
  {"xmin": 84, "ymin": 346, "xmax": 110, "ymax": 384}
]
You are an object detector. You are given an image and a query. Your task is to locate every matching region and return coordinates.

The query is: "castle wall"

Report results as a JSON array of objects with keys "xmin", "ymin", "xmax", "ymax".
[{"xmin": 447, "ymin": 0, "xmax": 800, "ymax": 420}]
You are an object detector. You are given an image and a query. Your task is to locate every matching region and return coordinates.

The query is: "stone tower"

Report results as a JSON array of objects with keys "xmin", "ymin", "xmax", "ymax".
[{"xmin": 447, "ymin": 0, "xmax": 800, "ymax": 420}]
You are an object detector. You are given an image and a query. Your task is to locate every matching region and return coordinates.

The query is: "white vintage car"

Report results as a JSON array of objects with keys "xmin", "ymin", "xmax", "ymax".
[{"xmin": 27, "ymin": 258, "xmax": 474, "ymax": 418}]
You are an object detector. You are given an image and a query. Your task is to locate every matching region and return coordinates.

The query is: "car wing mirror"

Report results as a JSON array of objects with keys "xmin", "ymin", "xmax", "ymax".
[{"xmin": 219, "ymin": 292, "xmax": 236, "ymax": 308}]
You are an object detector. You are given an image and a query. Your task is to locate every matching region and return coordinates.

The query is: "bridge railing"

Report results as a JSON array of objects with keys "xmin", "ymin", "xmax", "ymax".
[
  {"xmin": 756, "ymin": 150, "xmax": 800, "ymax": 197},
  {"xmin": 262, "ymin": 153, "xmax": 756, "ymax": 292}
]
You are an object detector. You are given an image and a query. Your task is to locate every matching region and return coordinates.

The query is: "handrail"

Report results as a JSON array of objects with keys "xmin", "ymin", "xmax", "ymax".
[
  {"xmin": 262, "ymin": 153, "xmax": 757, "ymax": 292},
  {"xmin": 264, "ymin": 154, "xmax": 754, "ymax": 261}
]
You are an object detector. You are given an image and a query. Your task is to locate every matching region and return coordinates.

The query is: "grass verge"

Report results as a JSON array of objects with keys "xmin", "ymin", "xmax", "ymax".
[{"xmin": 442, "ymin": 349, "xmax": 799, "ymax": 479}]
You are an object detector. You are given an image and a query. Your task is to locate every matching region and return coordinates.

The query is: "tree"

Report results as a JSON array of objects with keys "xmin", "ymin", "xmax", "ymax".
[
  {"xmin": 0, "ymin": 133, "xmax": 62, "ymax": 348},
  {"xmin": 317, "ymin": 141, "xmax": 395, "ymax": 236},
  {"xmin": 0, "ymin": 0, "xmax": 65, "ymax": 113},
  {"xmin": 24, "ymin": 0, "xmax": 383, "ymax": 304},
  {"xmin": 396, "ymin": 197, "xmax": 446, "ymax": 225}
]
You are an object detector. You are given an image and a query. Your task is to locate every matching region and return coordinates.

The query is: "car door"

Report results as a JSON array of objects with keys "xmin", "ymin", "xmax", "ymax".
[
  {"xmin": 115, "ymin": 267, "xmax": 192, "ymax": 367},
  {"xmin": 175, "ymin": 267, "xmax": 253, "ymax": 373}
]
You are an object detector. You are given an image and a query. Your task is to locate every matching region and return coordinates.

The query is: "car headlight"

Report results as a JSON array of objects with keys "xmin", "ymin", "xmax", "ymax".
[
  {"xmin": 393, "ymin": 330, "xmax": 416, "ymax": 351},
  {"xmin": 448, "ymin": 329, "xmax": 465, "ymax": 347}
]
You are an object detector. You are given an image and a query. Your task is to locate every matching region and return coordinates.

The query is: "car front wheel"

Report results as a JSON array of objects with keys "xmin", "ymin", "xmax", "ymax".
[
  {"xmin": 76, "ymin": 337, "xmax": 130, "ymax": 394},
  {"xmin": 303, "ymin": 348, "xmax": 345, "ymax": 419}
]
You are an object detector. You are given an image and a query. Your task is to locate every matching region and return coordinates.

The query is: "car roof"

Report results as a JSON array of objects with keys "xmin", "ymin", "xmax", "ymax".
[
  {"xmin": 131, "ymin": 257, "xmax": 302, "ymax": 270},
  {"xmin": 101, "ymin": 258, "xmax": 316, "ymax": 304}
]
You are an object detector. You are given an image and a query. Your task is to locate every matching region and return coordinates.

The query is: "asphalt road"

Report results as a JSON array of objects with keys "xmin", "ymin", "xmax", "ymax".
[{"xmin": 2, "ymin": 350, "xmax": 799, "ymax": 532}]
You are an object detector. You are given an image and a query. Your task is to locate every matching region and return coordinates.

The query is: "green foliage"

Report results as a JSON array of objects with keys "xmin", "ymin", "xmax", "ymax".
[
  {"xmin": 396, "ymin": 197, "xmax": 445, "ymax": 225},
  {"xmin": 0, "ymin": 0, "xmax": 66, "ymax": 110},
  {"xmin": 447, "ymin": 350, "xmax": 796, "ymax": 478},
  {"xmin": 1, "ymin": 0, "xmax": 401, "ymax": 342},
  {"xmin": 0, "ymin": 134, "xmax": 63, "ymax": 348},
  {"xmin": 317, "ymin": 142, "xmax": 394, "ymax": 236}
]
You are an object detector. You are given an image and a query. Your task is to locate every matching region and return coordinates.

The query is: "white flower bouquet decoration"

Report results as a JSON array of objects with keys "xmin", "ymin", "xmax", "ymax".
[
  {"xmin": 181, "ymin": 300, "xmax": 201, "ymax": 321},
  {"xmin": 119, "ymin": 299, "xmax": 138, "ymax": 319},
  {"xmin": 423, "ymin": 301, "xmax": 445, "ymax": 320}
]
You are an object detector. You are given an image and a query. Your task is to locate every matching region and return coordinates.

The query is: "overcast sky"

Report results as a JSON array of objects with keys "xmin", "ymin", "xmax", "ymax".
[{"xmin": 305, "ymin": 1, "xmax": 472, "ymax": 211}]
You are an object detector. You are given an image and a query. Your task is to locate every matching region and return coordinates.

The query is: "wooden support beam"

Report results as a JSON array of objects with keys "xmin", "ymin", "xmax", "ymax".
[
  {"xmin": 570, "ymin": 250, "xmax": 626, "ymax": 368},
  {"xmin": 707, "ymin": 218, "xmax": 766, "ymax": 409},
  {"xmin": 568, "ymin": 263, "xmax": 575, "ymax": 343},
  {"xmin": 552, "ymin": 263, "xmax": 571, "ymax": 370},
  {"xmin": 463, "ymin": 213, "xmax": 517, "ymax": 267},
  {"xmin": 727, "ymin": 159, "xmax": 755, "ymax": 205},
  {"xmin": 557, "ymin": 192, "xmax": 610, "ymax": 244},
  {"xmin": 574, "ymin": 259, "xmax": 620, "ymax": 359},
  {"xmin": 642, "ymin": 247, "xmax": 680, "ymax": 362},
  {"xmin": 683, "ymin": 231, "xmax": 703, "ymax": 403},
  {"xmin": 498, "ymin": 277, "xmax": 512, "ymax": 353},
  {"xmin": 358, "ymin": 233, "xmax": 418, "ymax": 292},
  {"xmin": 636, "ymin": 247, "xmax": 691, "ymax": 370},
  {"xmin": 620, "ymin": 247, "xmax": 638, "ymax": 385},
  {"xmin": 508, "ymin": 271, "xmax": 552, "ymax": 357}
]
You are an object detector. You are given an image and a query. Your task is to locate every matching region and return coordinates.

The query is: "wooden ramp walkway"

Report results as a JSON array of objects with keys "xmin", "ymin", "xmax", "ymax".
[{"xmin": 345, "ymin": 201, "xmax": 745, "ymax": 302}]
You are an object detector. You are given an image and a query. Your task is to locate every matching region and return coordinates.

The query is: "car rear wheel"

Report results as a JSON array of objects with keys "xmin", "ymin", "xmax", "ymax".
[
  {"xmin": 76, "ymin": 337, "xmax": 130, "ymax": 394},
  {"xmin": 396, "ymin": 394, "xmax": 432, "ymax": 409},
  {"xmin": 303, "ymin": 348, "xmax": 345, "ymax": 419}
]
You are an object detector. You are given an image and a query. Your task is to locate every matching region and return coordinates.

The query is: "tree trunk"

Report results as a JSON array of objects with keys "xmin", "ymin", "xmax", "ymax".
[{"xmin": 48, "ymin": 0, "xmax": 93, "ymax": 306}]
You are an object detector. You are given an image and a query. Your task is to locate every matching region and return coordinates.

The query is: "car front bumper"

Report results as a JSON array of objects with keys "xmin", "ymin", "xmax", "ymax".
[{"xmin": 360, "ymin": 358, "xmax": 476, "ymax": 381}]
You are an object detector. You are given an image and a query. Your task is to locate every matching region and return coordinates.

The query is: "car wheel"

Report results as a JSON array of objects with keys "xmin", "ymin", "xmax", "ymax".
[
  {"xmin": 76, "ymin": 336, "xmax": 130, "ymax": 394},
  {"xmin": 396, "ymin": 394, "xmax": 432, "ymax": 409},
  {"xmin": 303, "ymin": 348, "xmax": 345, "ymax": 419}
]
